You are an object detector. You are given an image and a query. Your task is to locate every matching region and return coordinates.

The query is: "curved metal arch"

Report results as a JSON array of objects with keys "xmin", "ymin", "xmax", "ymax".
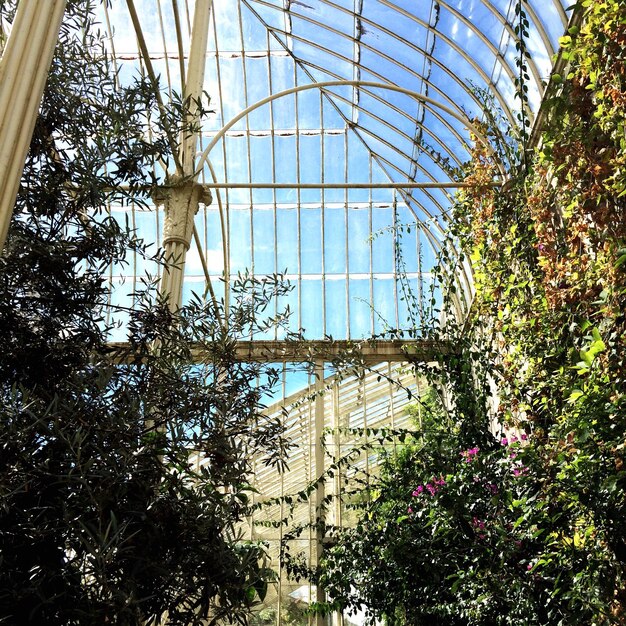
[
  {"xmin": 272, "ymin": 54, "xmax": 472, "ymax": 217},
  {"xmin": 205, "ymin": 59, "xmax": 467, "ymax": 180},
  {"xmin": 201, "ymin": 28, "xmax": 499, "ymax": 174},
  {"xmin": 196, "ymin": 78, "xmax": 477, "ymax": 307},
  {"xmin": 239, "ymin": 23, "xmax": 502, "ymax": 255},
  {"xmin": 246, "ymin": 0, "xmax": 567, "ymax": 139},
  {"xmin": 194, "ymin": 80, "xmax": 506, "ymax": 179},
  {"xmin": 280, "ymin": 50, "xmax": 475, "ymax": 165}
]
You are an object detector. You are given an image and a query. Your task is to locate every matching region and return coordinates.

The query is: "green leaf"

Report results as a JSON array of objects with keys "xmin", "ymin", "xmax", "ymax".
[{"xmin": 568, "ymin": 389, "xmax": 585, "ymax": 403}]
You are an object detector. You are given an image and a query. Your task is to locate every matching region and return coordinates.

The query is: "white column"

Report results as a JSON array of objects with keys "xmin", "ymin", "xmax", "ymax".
[
  {"xmin": 0, "ymin": 0, "xmax": 67, "ymax": 250},
  {"xmin": 314, "ymin": 359, "xmax": 328, "ymax": 626},
  {"xmin": 181, "ymin": 0, "xmax": 212, "ymax": 172},
  {"xmin": 157, "ymin": 0, "xmax": 213, "ymax": 311},
  {"xmin": 331, "ymin": 383, "xmax": 344, "ymax": 626}
]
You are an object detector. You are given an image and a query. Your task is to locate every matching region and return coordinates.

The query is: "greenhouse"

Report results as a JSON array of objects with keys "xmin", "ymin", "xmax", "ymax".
[{"xmin": 1, "ymin": 0, "xmax": 625, "ymax": 624}]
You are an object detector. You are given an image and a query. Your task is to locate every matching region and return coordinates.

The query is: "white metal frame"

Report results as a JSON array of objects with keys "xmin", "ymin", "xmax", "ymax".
[{"xmin": 0, "ymin": 0, "xmax": 67, "ymax": 250}]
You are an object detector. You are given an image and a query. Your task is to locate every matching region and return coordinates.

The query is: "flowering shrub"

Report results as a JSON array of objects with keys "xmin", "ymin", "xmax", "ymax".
[
  {"xmin": 320, "ymin": 390, "xmax": 625, "ymax": 624},
  {"xmin": 320, "ymin": 410, "xmax": 572, "ymax": 625}
]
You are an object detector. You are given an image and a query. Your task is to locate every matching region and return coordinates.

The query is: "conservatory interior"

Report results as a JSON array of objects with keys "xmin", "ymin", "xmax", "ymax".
[{"xmin": 1, "ymin": 0, "xmax": 625, "ymax": 625}]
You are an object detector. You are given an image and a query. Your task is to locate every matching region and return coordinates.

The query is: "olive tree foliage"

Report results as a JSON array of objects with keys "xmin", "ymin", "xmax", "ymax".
[{"xmin": 0, "ymin": 2, "xmax": 289, "ymax": 624}]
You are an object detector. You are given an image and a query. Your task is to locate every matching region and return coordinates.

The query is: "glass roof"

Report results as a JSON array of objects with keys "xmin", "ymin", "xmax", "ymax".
[{"xmin": 98, "ymin": 0, "xmax": 571, "ymax": 342}]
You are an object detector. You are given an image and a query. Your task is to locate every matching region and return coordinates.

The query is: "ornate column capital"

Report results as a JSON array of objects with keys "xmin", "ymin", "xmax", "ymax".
[{"xmin": 152, "ymin": 177, "xmax": 212, "ymax": 250}]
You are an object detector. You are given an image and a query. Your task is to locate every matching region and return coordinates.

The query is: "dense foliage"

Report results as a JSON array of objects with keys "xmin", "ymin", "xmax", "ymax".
[
  {"xmin": 315, "ymin": 1, "xmax": 626, "ymax": 624},
  {"xmin": 0, "ymin": 2, "xmax": 286, "ymax": 624}
]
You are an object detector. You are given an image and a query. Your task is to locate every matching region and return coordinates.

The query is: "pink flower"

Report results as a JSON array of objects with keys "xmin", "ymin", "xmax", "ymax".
[
  {"xmin": 471, "ymin": 517, "xmax": 486, "ymax": 530},
  {"xmin": 513, "ymin": 466, "xmax": 529, "ymax": 477},
  {"xmin": 509, "ymin": 452, "xmax": 518, "ymax": 459},
  {"xmin": 407, "ymin": 506, "xmax": 413, "ymax": 514},
  {"xmin": 527, "ymin": 563, "xmax": 533, "ymax": 571},
  {"xmin": 412, "ymin": 486, "xmax": 424, "ymax": 496},
  {"xmin": 486, "ymin": 483, "xmax": 498, "ymax": 495},
  {"xmin": 461, "ymin": 447, "xmax": 479, "ymax": 462},
  {"xmin": 433, "ymin": 475, "xmax": 446, "ymax": 486},
  {"xmin": 500, "ymin": 437, "xmax": 508, "ymax": 446},
  {"xmin": 510, "ymin": 435, "xmax": 519, "ymax": 443},
  {"xmin": 521, "ymin": 433, "xmax": 528, "ymax": 441},
  {"xmin": 426, "ymin": 484, "xmax": 437, "ymax": 496}
]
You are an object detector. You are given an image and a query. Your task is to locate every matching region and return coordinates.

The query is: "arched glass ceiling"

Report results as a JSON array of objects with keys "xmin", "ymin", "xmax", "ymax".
[{"xmin": 99, "ymin": 0, "xmax": 572, "ymax": 341}]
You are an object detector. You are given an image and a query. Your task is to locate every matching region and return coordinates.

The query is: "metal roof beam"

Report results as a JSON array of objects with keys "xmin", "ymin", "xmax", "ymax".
[
  {"xmin": 107, "ymin": 338, "xmax": 458, "ymax": 364},
  {"xmin": 0, "ymin": 0, "xmax": 67, "ymax": 251},
  {"xmin": 200, "ymin": 181, "xmax": 501, "ymax": 189}
]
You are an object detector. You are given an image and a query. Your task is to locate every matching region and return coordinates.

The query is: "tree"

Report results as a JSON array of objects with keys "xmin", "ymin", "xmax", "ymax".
[{"xmin": 0, "ymin": 2, "xmax": 287, "ymax": 623}]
